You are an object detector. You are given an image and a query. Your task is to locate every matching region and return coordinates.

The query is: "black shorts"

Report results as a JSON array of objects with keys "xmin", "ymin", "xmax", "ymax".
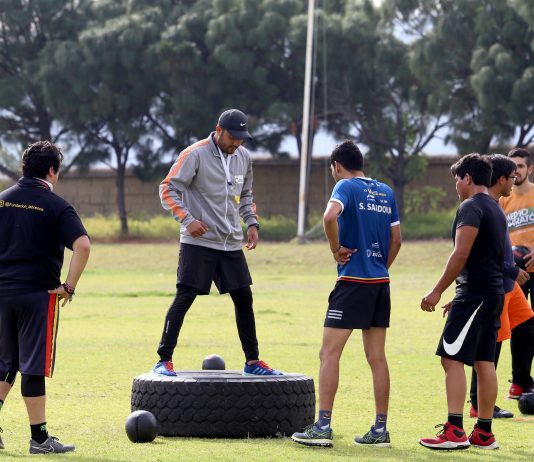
[
  {"xmin": 324, "ymin": 281, "xmax": 391, "ymax": 329},
  {"xmin": 0, "ymin": 291, "xmax": 60, "ymax": 378},
  {"xmin": 436, "ymin": 292, "xmax": 504, "ymax": 366},
  {"xmin": 177, "ymin": 243, "xmax": 252, "ymax": 295}
]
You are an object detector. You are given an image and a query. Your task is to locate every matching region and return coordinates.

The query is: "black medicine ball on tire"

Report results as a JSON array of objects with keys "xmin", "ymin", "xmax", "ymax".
[
  {"xmin": 512, "ymin": 245, "xmax": 530, "ymax": 270},
  {"xmin": 125, "ymin": 410, "xmax": 158, "ymax": 443},
  {"xmin": 202, "ymin": 354, "xmax": 225, "ymax": 370},
  {"xmin": 518, "ymin": 392, "xmax": 534, "ymax": 415}
]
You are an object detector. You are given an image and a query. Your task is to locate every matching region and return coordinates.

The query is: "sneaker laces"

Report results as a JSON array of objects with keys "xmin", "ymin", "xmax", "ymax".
[
  {"xmin": 255, "ymin": 360, "xmax": 272, "ymax": 371},
  {"xmin": 433, "ymin": 423, "xmax": 447, "ymax": 438},
  {"xmin": 165, "ymin": 361, "xmax": 175, "ymax": 371}
]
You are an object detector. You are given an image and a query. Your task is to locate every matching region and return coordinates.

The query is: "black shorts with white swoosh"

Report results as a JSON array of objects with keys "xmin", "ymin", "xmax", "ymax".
[{"xmin": 436, "ymin": 292, "xmax": 504, "ymax": 366}]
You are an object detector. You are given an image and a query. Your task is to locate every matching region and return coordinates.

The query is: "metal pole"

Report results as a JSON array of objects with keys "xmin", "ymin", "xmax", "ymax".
[{"xmin": 297, "ymin": 0, "xmax": 315, "ymax": 243}]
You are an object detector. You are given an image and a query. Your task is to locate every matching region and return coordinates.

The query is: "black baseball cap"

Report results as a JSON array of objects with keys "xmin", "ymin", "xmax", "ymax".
[{"xmin": 217, "ymin": 109, "xmax": 252, "ymax": 140}]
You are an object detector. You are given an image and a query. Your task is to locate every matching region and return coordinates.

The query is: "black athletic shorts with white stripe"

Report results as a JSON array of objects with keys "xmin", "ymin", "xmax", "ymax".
[
  {"xmin": 324, "ymin": 281, "xmax": 391, "ymax": 329},
  {"xmin": 436, "ymin": 292, "xmax": 504, "ymax": 366},
  {"xmin": 176, "ymin": 243, "xmax": 252, "ymax": 295}
]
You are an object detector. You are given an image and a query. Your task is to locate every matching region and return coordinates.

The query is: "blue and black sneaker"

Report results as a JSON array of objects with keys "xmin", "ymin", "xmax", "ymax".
[
  {"xmin": 354, "ymin": 426, "xmax": 391, "ymax": 447},
  {"xmin": 292, "ymin": 424, "xmax": 333, "ymax": 447},
  {"xmin": 153, "ymin": 361, "xmax": 177, "ymax": 376},
  {"xmin": 243, "ymin": 360, "xmax": 282, "ymax": 376}
]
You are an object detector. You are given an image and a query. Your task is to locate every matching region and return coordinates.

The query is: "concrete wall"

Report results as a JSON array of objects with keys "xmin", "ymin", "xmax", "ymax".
[{"xmin": 48, "ymin": 155, "xmax": 458, "ymax": 217}]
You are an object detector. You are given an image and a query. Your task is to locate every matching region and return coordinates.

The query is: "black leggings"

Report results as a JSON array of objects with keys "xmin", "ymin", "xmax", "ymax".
[
  {"xmin": 157, "ymin": 285, "xmax": 259, "ymax": 362},
  {"xmin": 520, "ymin": 273, "xmax": 534, "ymax": 308}
]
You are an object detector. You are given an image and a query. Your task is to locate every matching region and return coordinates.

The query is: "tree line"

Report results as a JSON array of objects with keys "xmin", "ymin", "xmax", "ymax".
[{"xmin": 1, "ymin": 0, "xmax": 533, "ymax": 234}]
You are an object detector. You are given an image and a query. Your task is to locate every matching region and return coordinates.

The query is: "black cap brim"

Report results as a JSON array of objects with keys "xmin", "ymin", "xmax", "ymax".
[{"xmin": 227, "ymin": 129, "xmax": 252, "ymax": 141}]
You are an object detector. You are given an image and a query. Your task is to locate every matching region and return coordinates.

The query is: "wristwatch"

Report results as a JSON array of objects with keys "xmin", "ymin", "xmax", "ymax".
[{"xmin": 248, "ymin": 223, "xmax": 260, "ymax": 230}]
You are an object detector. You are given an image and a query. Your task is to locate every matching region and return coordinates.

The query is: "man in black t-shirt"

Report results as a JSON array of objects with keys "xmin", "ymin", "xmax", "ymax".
[
  {"xmin": 0, "ymin": 141, "xmax": 90, "ymax": 454},
  {"xmin": 419, "ymin": 154, "xmax": 506, "ymax": 451}
]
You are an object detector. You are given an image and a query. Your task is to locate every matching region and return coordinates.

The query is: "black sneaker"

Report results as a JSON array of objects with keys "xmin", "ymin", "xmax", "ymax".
[
  {"xmin": 0, "ymin": 427, "xmax": 4, "ymax": 450},
  {"xmin": 29, "ymin": 436, "xmax": 75, "ymax": 454},
  {"xmin": 493, "ymin": 406, "xmax": 514, "ymax": 418}
]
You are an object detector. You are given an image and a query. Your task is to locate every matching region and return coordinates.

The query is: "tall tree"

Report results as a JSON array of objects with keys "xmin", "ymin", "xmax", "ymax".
[
  {"xmin": 325, "ymin": 0, "xmax": 449, "ymax": 217},
  {"xmin": 0, "ymin": 0, "xmax": 89, "ymax": 178},
  {"xmin": 150, "ymin": 0, "xmax": 310, "ymax": 157},
  {"xmin": 41, "ymin": 0, "xmax": 164, "ymax": 235}
]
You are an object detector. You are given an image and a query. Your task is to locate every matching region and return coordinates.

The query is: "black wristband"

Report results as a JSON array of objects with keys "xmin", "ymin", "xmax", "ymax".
[
  {"xmin": 62, "ymin": 282, "xmax": 75, "ymax": 303},
  {"xmin": 248, "ymin": 223, "xmax": 260, "ymax": 230}
]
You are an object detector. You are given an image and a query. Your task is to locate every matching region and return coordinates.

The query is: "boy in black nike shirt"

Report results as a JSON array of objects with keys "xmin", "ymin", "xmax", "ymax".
[{"xmin": 419, "ymin": 154, "xmax": 506, "ymax": 450}]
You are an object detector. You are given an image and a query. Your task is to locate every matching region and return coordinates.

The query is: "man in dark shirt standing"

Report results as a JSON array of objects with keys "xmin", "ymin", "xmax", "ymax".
[
  {"xmin": 419, "ymin": 154, "xmax": 506, "ymax": 451},
  {"xmin": 0, "ymin": 141, "xmax": 90, "ymax": 454}
]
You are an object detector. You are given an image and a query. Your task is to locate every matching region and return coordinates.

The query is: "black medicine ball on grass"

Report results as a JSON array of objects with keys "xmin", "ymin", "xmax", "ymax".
[
  {"xmin": 518, "ymin": 393, "xmax": 534, "ymax": 415},
  {"xmin": 202, "ymin": 354, "xmax": 226, "ymax": 370},
  {"xmin": 125, "ymin": 410, "xmax": 158, "ymax": 443},
  {"xmin": 512, "ymin": 245, "xmax": 530, "ymax": 270}
]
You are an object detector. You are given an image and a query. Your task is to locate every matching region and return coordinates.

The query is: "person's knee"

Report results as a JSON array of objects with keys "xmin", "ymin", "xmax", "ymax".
[
  {"xmin": 21, "ymin": 374, "xmax": 45, "ymax": 397},
  {"xmin": 319, "ymin": 344, "xmax": 342, "ymax": 364},
  {"xmin": 0, "ymin": 370, "xmax": 17, "ymax": 386},
  {"xmin": 230, "ymin": 286, "xmax": 253, "ymax": 304},
  {"xmin": 364, "ymin": 349, "xmax": 386, "ymax": 368},
  {"xmin": 171, "ymin": 285, "xmax": 198, "ymax": 307}
]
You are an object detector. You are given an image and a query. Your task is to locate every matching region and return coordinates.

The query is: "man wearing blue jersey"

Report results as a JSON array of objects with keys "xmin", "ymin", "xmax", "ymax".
[{"xmin": 292, "ymin": 140, "xmax": 402, "ymax": 448}]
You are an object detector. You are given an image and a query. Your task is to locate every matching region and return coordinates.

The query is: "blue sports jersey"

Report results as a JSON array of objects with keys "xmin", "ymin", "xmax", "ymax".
[{"xmin": 330, "ymin": 177, "xmax": 400, "ymax": 282}]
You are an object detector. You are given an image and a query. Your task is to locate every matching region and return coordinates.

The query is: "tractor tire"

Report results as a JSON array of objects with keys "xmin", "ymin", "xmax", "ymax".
[{"xmin": 131, "ymin": 371, "xmax": 315, "ymax": 437}]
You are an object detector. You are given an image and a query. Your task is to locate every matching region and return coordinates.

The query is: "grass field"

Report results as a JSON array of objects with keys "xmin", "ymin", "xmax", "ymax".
[{"xmin": 1, "ymin": 240, "xmax": 533, "ymax": 461}]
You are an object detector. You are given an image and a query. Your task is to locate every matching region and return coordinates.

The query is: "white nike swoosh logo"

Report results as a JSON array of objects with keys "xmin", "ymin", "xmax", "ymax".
[
  {"xmin": 32, "ymin": 445, "xmax": 54, "ymax": 453},
  {"xmin": 442, "ymin": 302, "xmax": 482, "ymax": 356},
  {"xmin": 239, "ymin": 123, "xmax": 246, "ymax": 127}
]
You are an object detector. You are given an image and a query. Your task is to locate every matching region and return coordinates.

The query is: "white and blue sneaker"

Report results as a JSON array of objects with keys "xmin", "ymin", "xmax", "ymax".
[
  {"xmin": 243, "ymin": 360, "xmax": 282, "ymax": 376},
  {"xmin": 153, "ymin": 360, "xmax": 177, "ymax": 376}
]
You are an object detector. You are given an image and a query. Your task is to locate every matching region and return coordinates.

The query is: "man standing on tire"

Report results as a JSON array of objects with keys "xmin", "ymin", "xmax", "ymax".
[
  {"xmin": 419, "ymin": 154, "xmax": 506, "ymax": 450},
  {"xmin": 500, "ymin": 148, "xmax": 534, "ymax": 307},
  {"xmin": 0, "ymin": 141, "xmax": 91, "ymax": 454},
  {"xmin": 154, "ymin": 109, "xmax": 282, "ymax": 377},
  {"xmin": 292, "ymin": 140, "xmax": 401, "ymax": 448}
]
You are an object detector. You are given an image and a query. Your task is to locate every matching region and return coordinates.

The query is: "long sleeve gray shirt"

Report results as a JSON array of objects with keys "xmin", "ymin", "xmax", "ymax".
[{"xmin": 159, "ymin": 133, "xmax": 258, "ymax": 251}]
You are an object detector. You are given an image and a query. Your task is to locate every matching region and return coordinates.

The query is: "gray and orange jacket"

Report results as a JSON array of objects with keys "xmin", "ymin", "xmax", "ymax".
[{"xmin": 159, "ymin": 133, "xmax": 258, "ymax": 251}]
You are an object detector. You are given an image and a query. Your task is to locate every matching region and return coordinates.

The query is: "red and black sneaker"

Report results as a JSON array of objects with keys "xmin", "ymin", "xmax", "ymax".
[
  {"xmin": 419, "ymin": 422, "xmax": 470, "ymax": 450},
  {"xmin": 469, "ymin": 424, "xmax": 499, "ymax": 450}
]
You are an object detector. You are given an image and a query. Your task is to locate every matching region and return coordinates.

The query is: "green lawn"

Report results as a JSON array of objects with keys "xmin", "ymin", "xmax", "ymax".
[{"xmin": 1, "ymin": 241, "xmax": 532, "ymax": 461}]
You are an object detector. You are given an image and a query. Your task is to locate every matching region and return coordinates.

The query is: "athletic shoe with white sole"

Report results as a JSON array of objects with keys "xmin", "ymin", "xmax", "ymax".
[
  {"xmin": 243, "ymin": 360, "xmax": 282, "ymax": 376},
  {"xmin": 29, "ymin": 436, "xmax": 75, "ymax": 454},
  {"xmin": 291, "ymin": 424, "xmax": 333, "ymax": 447},
  {"xmin": 469, "ymin": 424, "xmax": 499, "ymax": 450},
  {"xmin": 419, "ymin": 422, "xmax": 470, "ymax": 450},
  {"xmin": 153, "ymin": 360, "xmax": 177, "ymax": 376},
  {"xmin": 354, "ymin": 427, "xmax": 391, "ymax": 447}
]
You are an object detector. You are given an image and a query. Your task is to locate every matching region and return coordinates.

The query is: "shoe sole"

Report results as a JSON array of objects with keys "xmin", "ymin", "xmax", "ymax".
[
  {"xmin": 291, "ymin": 436, "xmax": 333, "ymax": 447},
  {"xmin": 471, "ymin": 442, "xmax": 499, "ymax": 450},
  {"xmin": 471, "ymin": 412, "xmax": 514, "ymax": 418},
  {"xmin": 242, "ymin": 373, "xmax": 283, "ymax": 377},
  {"xmin": 354, "ymin": 441, "xmax": 391, "ymax": 448},
  {"xmin": 152, "ymin": 371, "xmax": 177, "ymax": 377},
  {"xmin": 419, "ymin": 440, "xmax": 470, "ymax": 450}
]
